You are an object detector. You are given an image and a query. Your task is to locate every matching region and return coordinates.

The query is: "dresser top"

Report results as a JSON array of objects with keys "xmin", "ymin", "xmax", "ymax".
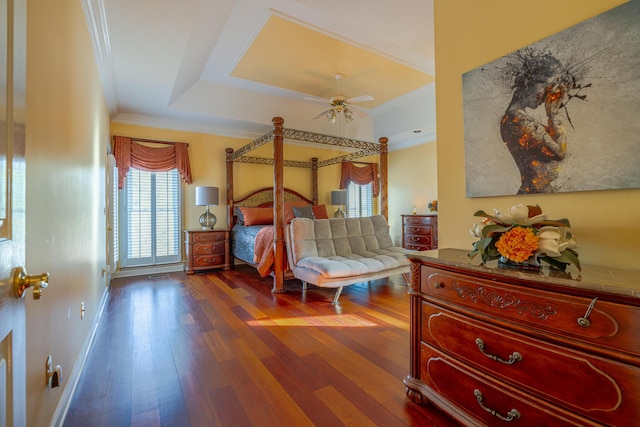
[{"xmin": 406, "ymin": 248, "xmax": 640, "ymax": 302}]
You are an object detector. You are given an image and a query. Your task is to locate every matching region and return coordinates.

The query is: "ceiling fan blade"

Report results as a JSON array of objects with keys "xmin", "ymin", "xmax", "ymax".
[
  {"xmin": 347, "ymin": 95, "xmax": 374, "ymax": 104},
  {"xmin": 304, "ymin": 96, "xmax": 331, "ymax": 105},
  {"xmin": 312, "ymin": 108, "xmax": 332, "ymax": 119},
  {"xmin": 349, "ymin": 106, "xmax": 369, "ymax": 118}
]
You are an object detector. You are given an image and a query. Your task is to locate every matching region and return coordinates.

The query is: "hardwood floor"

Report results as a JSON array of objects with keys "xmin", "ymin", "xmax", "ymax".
[{"xmin": 63, "ymin": 265, "xmax": 457, "ymax": 427}]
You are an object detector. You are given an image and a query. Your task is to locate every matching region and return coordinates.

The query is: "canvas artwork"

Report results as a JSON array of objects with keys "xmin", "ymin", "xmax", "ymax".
[{"xmin": 462, "ymin": 0, "xmax": 640, "ymax": 197}]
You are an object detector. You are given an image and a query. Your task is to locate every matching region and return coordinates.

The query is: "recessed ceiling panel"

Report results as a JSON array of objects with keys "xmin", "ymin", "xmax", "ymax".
[{"xmin": 231, "ymin": 14, "xmax": 434, "ymax": 108}]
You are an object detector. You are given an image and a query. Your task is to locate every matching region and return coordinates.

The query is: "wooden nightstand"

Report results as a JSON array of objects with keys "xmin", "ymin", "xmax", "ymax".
[
  {"xmin": 401, "ymin": 214, "xmax": 438, "ymax": 251},
  {"xmin": 184, "ymin": 229, "xmax": 231, "ymax": 274}
]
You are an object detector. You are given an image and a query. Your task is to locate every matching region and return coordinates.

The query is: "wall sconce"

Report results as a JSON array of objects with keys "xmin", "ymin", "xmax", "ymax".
[
  {"xmin": 195, "ymin": 186, "xmax": 219, "ymax": 230},
  {"xmin": 331, "ymin": 190, "xmax": 347, "ymax": 218}
]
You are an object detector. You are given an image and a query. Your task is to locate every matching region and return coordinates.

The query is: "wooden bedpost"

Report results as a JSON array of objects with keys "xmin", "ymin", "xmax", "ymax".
[
  {"xmin": 379, "ymin": 137, "xmax": 389, "ymax": 220},
  {"xmin": 272, "ymin": 117, "xmax": 286, "ymax": 293},
  {"xmin": 311, "ymin": 157, "xmax": 319, "ymax": 205},
  {"xmin": 226, "ymin": 148, "xmax": 234, "ymax": 230}
]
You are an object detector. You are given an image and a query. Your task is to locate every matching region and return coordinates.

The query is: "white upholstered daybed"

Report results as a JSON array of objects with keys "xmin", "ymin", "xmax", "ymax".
[{"xmin": 286, "ymin": 215, "xmax": 410, "ymax": 303}]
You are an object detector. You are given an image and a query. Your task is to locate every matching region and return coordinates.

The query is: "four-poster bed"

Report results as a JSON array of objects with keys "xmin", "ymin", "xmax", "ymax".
[{"xmin": 226, "ymin": 117, "xmax": 389, "ymax": 294}]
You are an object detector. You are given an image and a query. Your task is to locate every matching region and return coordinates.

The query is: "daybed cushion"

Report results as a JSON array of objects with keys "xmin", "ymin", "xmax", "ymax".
[{"xmin": 288, "ymin": 216, "xmax": 408, "ymax": 279}]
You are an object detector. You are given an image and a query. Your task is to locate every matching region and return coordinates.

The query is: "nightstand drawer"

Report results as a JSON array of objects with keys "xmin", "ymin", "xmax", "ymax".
[
  {"xmin": 192, "ymin": 232, "xmax": 226, "ymax": 243},
  {"xmin": 404, "ymin": 225, "xmax": 432, "ymax": 235},
  {"xmin": 404, "ymin": 216, "xmax": 435, "ymax": 226},
  {"xmin": 404, "ymin": 234, "xmax": 431, "ymax": 246},
  {"xmin": 193, "ymin": 254, "xmax": 226, "ymax": 267},
  {"xmin": 194, "ymin": 242, "xmax": 225, "ymax": 255}
]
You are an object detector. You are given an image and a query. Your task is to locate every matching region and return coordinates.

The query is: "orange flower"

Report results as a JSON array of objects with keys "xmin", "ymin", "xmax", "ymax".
[{"xmin": 495, "ymin": 226, "xmax": 539, "ymax": 263}]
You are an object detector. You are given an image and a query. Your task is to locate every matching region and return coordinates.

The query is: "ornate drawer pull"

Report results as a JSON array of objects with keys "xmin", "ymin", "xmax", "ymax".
[
  {"xmin": 577, "ymin": 297, "xmax": 598, "ymax": 327},
  {"xmin": 474, "ymin": 389, "xmax": 521, "ymax": 422},
  {"xmin": 475, "ymin": 338, "xmax": 523, "ymax": 364},
  {"xmin": 433, "ymin": 282, "xmax": 443, "ymax": 289}
]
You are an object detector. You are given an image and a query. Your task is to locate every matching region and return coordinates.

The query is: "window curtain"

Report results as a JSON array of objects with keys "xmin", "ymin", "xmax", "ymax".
[
  {"xmin": 339, "ymin": 162, "xmax": 379, "ymax": 197},
  {"xmin": 113, "ymin": 136, "xmax": 193, "ymax": 189}
]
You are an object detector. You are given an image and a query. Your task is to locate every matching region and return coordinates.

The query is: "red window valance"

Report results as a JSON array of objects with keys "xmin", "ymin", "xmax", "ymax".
[
  {"xmin": 339, "ymin": 162, "xmax": 380, "ymax": 197},
  {"xmin": 113, "ymin": 136, "xmax": 193, "ymax": 189}
]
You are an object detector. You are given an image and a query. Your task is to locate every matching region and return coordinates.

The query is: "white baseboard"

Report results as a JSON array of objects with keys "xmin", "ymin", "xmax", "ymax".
[
  {"xmin": 50, "ymin": 286, "xmax": 110, "ymax": 427},
  {"xmin": 111, "ymin": 262, "xmax": 184, "ymax": 278}
]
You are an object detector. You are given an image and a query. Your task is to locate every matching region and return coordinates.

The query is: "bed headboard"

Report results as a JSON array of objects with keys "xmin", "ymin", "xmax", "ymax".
[
  {"xmin": 230, "ymin": 187, "xmax": 314, "ymax": 228},
  {"xmin": 233, "ymin": 187, "xmax": 313, "ymax": 208}
]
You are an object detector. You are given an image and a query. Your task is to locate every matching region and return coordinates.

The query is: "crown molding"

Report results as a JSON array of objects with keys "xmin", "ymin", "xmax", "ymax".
[{"xmin": 81, "ymin": 0, "xmax": 118, "ymax": 114}]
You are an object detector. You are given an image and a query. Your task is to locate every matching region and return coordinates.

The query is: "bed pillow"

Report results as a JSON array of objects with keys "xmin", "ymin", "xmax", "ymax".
[
  {"xmin": 293, "ymin": 205, "xmax": 316, "ymax": 219},
  {"xmin": 312, "ymin": 204, "xmax": 329, "ymax": 219},
  {"xmin": 284, "ymin": 200, "xmax": 309, "ymax": 224},
  {"xmin": 234, "ymin": 206, "xmax": 245, "ymax": 225},
  {"xmin": 238, "ymin": 207, "xmax": 274, "ymax": 226}
]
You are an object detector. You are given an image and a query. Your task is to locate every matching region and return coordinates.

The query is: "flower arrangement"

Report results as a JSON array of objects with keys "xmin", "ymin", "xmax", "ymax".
[
  {"xmin": 469, "ymin": 203, "xmax": 580, "ymax": 271},
  {"xmin": 428, "ymin": 200, "xmax": 438, "ymax": 212}
]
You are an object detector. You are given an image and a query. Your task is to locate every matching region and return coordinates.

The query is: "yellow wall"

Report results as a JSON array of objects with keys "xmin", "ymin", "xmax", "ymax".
[
  {"xmin": 434, "ymin": 0, "xmax": 639, "ymax": 270},
  {"xmin": 25, "ymin": 0, "xmax": 110, "ymax": 425},
  {"xmin": 388, "ymin": 142, "xmax": 438, "ymax": 244}
]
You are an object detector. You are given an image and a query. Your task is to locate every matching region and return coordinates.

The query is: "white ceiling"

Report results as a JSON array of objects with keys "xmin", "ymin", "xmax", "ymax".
[{"xmin": 84, "ymin": 0, "xmax": 436, "ymax": 149}]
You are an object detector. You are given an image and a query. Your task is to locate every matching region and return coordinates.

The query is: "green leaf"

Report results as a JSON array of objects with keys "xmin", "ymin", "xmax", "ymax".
[
  {"xmin": 562, "ymin": 248, "xmax": 581, "ymax": 271},
  {"xmin": 481, "ymin": 224, "xmax": 510, "ymax": 238},
  {"xmin": 472, "ymin": 210, "xmax": 507, "ymax": 226}
]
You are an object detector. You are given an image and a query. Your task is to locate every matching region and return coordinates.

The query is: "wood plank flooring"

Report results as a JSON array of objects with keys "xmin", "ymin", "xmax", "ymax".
[{"xmin": 63, "ymin": 265, "xmax": 457, "ymax": 426}]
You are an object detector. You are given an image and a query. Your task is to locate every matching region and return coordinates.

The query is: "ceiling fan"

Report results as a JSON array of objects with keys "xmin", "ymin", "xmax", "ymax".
[{"xmin": 304, "ymin": 74, "xmax": 373, "ymax": 123}]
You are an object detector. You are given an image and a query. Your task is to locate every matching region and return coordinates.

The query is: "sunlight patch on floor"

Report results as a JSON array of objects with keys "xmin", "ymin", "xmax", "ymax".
[{"xmin": 247, "ymin": 314, "xmax": 378, "ymax": 327}]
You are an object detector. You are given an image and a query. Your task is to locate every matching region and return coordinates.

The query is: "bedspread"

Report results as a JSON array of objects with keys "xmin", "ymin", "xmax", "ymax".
[{"xmin": 253, "ymin": 226, "xmax": 290, "ymax": 277}]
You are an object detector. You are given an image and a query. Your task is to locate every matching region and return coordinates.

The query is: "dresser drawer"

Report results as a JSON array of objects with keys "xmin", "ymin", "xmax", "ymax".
[
  {"xmin": 420, "ymin": 266, "xmax": 640, "ymax": 359},
  {"xmin": 194, "ymin": 242, "xmax": 225, "ymax": 256},
  {"xmin": 404, "ymin": 234, "xmax": 432, "ymax": 247},
  {"xmin": 421, "ymin": 301, "xmax": 640, "ymax": 425},
  {"xmin": 404, "ymin": 225, "xmax": 432, "ymax": 235},
  {"xmin": 404, "ymin": 216, "xmax": 436, "ymax": 226},
  {"xmin": 420, "ymin": 343, "xmax": 598, "ymax": 427}
]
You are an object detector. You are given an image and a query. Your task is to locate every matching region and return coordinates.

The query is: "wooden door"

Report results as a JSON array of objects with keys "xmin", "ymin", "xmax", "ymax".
[{"xmin": 0, "ymin": 0, "xmax": 27, "ymax": 425}]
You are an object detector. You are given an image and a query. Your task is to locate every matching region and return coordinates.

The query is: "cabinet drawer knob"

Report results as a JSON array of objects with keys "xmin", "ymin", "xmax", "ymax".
[
  {"xmin": 474, "ymin": 389, "xmax": 521, "ymax": 422},
  {"xmin": 577, "ymin": 297, "xmax": 598, "ymax": 328},
  {"xmin": 475, "ymin": 338, "xmax": 523, "ymax": 364},
  {"xmin": 433, "ymin": 281, "xmax": 443, "ymax": 289}
]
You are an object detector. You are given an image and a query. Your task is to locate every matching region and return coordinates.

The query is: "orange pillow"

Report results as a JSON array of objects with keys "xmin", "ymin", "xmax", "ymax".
[
  {"xmin": 312, "ymin": 204, "xmax": 329, "ymax": 219},
  {"xmin": 284, "ymin": 201, "xmax": 309, "ymax": 224},
  {"xmin": 238, "ymin": 207, "xmax": 274, "ymax": 226}
]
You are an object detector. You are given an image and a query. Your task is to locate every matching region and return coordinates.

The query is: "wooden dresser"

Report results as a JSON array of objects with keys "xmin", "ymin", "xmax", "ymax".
[
  {"xmin": 405, "ymin": 249, "xmax": 640, "ymax": 427},
  {"xmin": 402, "ymin": 214, "xmax": 438, "ymax": 251},
  {"xmin": 184, "ymin": 229, "xmax": 231, "ymax": 274}
]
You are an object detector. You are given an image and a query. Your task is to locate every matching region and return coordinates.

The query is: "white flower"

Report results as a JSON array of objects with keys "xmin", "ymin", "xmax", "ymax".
[
  {"xmin": 494, "ymin": 203, "xmax": 547, "ymax": 226},
  {"xmin": 470, "ymin": 222, "xmax": 486, "ymax": 238},
  {"xmin": 536, "ymin": 226, "xmax": 577, "ymax": 258}
]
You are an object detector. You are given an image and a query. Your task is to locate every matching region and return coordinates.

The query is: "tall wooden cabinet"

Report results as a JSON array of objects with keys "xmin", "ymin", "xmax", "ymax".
[
  {"xmin": 184, "ymin": 229, "xmax": 231, "ymax": 274},
  {"xmin": 402, "ymin": 214, "xmax": 438, "ymax": 251},
  {"xmin": 405, "ymin": 248, "xmax": 640, "ymax": 426}
]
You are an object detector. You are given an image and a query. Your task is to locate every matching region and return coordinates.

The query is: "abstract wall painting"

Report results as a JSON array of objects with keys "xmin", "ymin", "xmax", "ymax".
[{"xmin": 462, "ymin": 0, "xmax": 640, "ymax": 197}]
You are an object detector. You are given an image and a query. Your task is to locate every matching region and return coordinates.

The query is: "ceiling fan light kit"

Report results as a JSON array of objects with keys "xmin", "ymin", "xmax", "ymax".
[{"xmin": 306, "ymin": 74, "xmax": 372, "ymax": 123}]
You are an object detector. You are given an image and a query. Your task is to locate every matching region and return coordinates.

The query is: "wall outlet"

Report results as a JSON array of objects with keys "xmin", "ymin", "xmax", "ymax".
[{"xmin": 80, "ymin": 302, "xmax": 85, "ymax": 320}]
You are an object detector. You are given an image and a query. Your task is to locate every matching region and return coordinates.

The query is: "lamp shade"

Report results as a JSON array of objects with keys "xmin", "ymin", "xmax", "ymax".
[
  {"xmin": 195, "ymin": 186, "xmax": 219, "ymax": 206},
  {"xmin": 331, "ymin": 190, "xmax": 347, "ymax": 205}
]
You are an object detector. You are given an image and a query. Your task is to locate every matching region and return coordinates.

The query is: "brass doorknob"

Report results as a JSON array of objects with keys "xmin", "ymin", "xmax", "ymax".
[{"xmin": 13, "ymin": 267, "xmax": 50, "ymax": 300}]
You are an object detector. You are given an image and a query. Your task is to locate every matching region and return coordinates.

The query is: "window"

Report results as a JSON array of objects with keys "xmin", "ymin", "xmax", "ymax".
[
  {"xmin": 346, "ymin": 181, "xmax": 372, "ymax": 217},
  {"xmin": 120, "ymin": 168, "xmax": 181, "ymax": 267}
]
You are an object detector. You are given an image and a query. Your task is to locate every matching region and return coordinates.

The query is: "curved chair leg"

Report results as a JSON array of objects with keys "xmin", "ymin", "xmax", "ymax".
[{"xmin": 331, "ymin": 286, "xmax": 344, "ymax": 305}]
